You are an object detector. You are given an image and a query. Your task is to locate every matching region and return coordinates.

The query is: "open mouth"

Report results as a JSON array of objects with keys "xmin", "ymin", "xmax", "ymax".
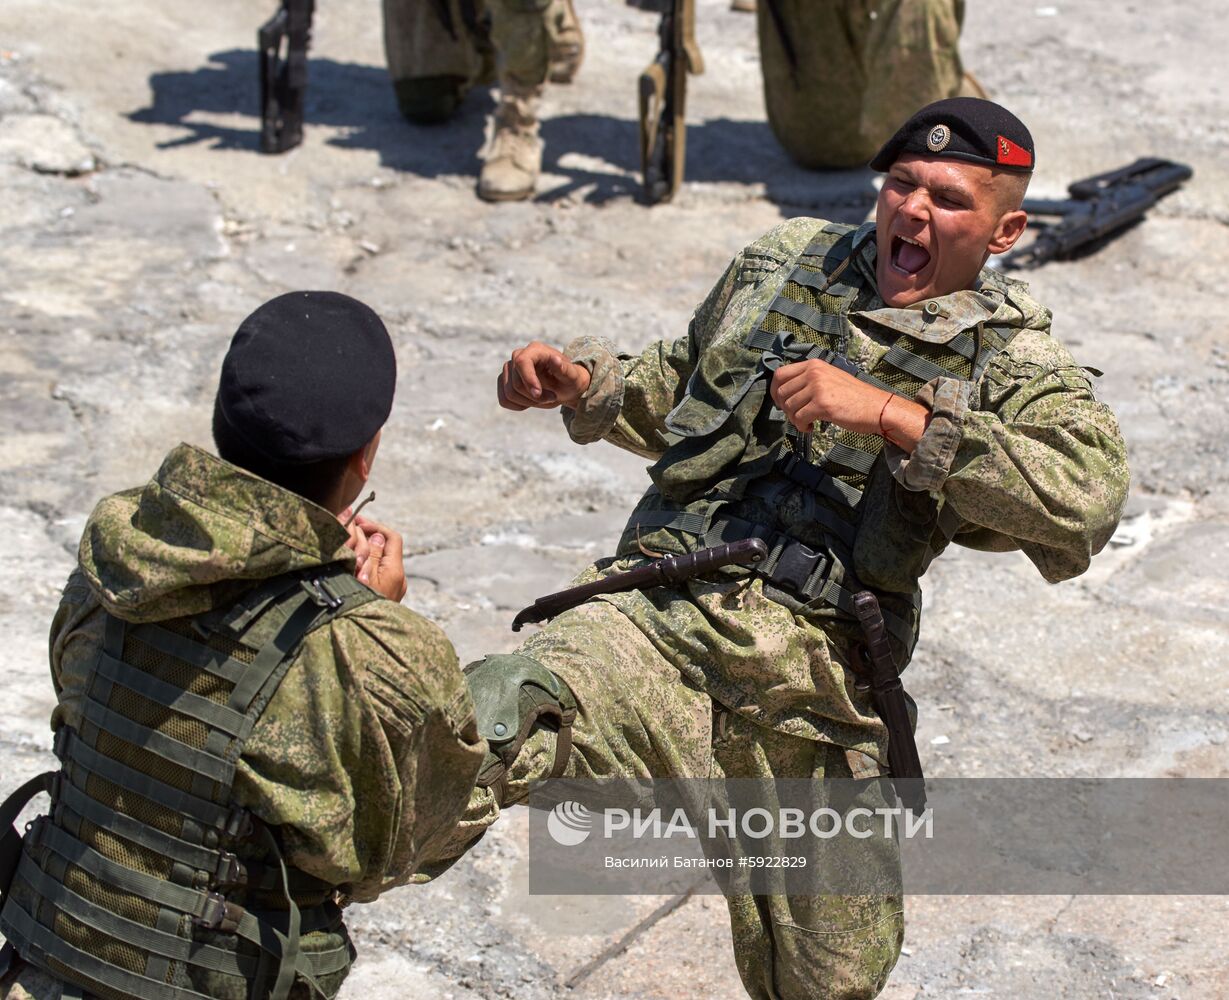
[{"xmin": 890, "ymin": 235, "xmax": 931, "ymax": 276}]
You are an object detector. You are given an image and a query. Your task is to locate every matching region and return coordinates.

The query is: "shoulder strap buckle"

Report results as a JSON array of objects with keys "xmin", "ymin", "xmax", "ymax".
[{"xmin": 303, "ymin": 576, "xmax": 344, "ymax": 611}]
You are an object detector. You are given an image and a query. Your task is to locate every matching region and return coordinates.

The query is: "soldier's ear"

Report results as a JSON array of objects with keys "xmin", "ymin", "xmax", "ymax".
[
  {"xmin": 988, "ymin": 209, "xmax": 1028, "ymax": 256},
  {"xmin": 357, "ymin": 430, "xmax": 382, "ymax": 481}
]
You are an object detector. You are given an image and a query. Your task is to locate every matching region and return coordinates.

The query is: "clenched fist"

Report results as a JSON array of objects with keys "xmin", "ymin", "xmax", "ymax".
[
  {"xmin": 770, "ymin": 359, "xmax": 928, "ymax": 452},
  {"xmin": 498, "ymin": 341, "xmax": 591, "ymax": 411}
]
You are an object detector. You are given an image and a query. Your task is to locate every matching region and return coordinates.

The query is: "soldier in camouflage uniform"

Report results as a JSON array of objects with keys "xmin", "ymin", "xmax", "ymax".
[
  {"xmin": 456, "ymin": 99, "xmax": 1129, "ymax": 998},
  {"xmin": 758, "ymin": 0, "xmax": 986, "ymax": 169},
  {"xmin": 0, "ymin": 292, "xmax": 486, "ymax": 1000},
  {"xmin": 477, "ymin": 0, "xmax": 583, "ymax": 201}
]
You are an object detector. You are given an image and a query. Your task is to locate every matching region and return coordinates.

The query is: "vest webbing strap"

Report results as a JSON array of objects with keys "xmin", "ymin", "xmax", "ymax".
[
  {"xmin": 627, "ymin": 509, "xmax": 710, "ymax": 536},
  {"xmin": 79, "ymin": 698, "xmax": 235, "ymax": 786},
  {"xmin": 821, "ymin": 442, "xmax": 878, "ymax": 475},
  {"xmin": 776, "ymin": 453, "xmax": 864, "ymax": 509},
  {"xmin": 56, "ymin": 776, "xmax": 223, "ymax": 876},
  {"xmin": 881, "ymin": 344, "xmax": 962, "ymax": 383},
  {"xmin": 786, "ymin": 265, "xmax": 861, "ymax": 297},
  {"xmin": 14, "ymin": 852, "xmax": 260, "ymax": 978},
  {"xmin": 227, "ymin": 589, "xmax": 323, "ymax": 716},
  {"xmin": 93, "ymin": 652, "xmax": 248, "ymax": 737},
  {"xmin": 12, "ymin": 853, "xmax": 352, "ymax": 981},
  {"xmin": 58, "ymin": 728, "xmax": 231, "ymax": 829},
  {"xmin": 1, "ymin": 902, "xmax": 215, "ymax": 1000},
  {"xmin": 767, "ymin": 296, "xmax": 847, "ymax": 339},
  {"xmin": 127, "ymin": 624, "xmax": 250, "ymax": 685},
  {"xmin": 38, "ymin": 821, "xmax": 220, "ymax": 923}
]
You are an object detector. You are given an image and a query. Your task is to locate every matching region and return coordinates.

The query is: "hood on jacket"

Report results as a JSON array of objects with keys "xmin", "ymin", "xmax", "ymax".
[{"xmin": 78, "ymin": 443, "xmax": 355, "ymax": 623}]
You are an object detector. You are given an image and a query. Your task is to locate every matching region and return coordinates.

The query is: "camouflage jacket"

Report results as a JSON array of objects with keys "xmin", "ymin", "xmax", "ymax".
[
  {"xmin": 49, "ymin": 443, "xmax": 484, "ymax": 903},
  {"xmin": 559, "ymin": 218, "xmax": 1129, "ymax": 763}
]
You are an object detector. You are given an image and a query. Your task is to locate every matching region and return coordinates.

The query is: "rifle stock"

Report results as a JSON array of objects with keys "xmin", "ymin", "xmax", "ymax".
[
  {"xmin": 637, "ymin": 0, "xmax": 704, "ymax": 204},
  {"xmin": 259, "ymin": 0, "xmax": 316, "ymax": 154}
]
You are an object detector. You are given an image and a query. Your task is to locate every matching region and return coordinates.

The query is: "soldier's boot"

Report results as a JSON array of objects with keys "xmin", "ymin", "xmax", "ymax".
[
  {"xmin": 464, "ymin": 653, "xmax": 577, "ymax": 801},
  {"xmin": 478, "ymin": 83, "xmax": 544, "ymax": 202},
  {"xmin": 547, "ymin": 0, "xmax": 585, "ymax": 84}
]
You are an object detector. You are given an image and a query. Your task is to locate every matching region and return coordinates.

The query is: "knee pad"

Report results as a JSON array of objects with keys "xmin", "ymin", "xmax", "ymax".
[{"xmin": 464, "ymin": 653, "xmax": 577, "ymax": 789}]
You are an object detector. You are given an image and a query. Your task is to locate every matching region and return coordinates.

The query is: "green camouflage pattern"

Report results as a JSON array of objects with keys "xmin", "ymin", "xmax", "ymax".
[
  {"xmin": 561, "ymin": 216, "xmax": 1128, "ymax": 761},
  {"xmin": 440, "ymin": 599, "xmax": 902, "ymax": 999},
  {"xmin": 36, "ymin": 444, "xmax": 484, "ymax": 994},
  {"xmin": 757, "ymin": 0, "xmax": 968, "ymax": 169},
  {"xmin": 435, "ymin": 218, "xmax": 1127, "ymax": 997},
  {"xmin": 487, "ymin": 0, "xmax": 553, "ymax": 90}
]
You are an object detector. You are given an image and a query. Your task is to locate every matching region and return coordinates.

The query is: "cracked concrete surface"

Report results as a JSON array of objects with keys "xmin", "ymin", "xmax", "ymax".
[{"xmin": 1, "ymin": 1, "xmax": 1227, "ymax": 997}]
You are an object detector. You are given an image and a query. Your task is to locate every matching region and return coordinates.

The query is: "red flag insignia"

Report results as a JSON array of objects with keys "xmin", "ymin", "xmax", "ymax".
[{"xmin": 996, "ymin": 135, "xmax": 1032, "ymax": 168}]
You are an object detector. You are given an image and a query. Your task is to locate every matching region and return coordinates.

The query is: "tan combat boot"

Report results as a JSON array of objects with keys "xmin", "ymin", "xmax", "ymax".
[
  {"xmin": 478, "ymin": 84, "xmax": 544, "ymax": 202},
  {"xmin": 730, "ymin": 0, "xmax": 756, "ymax": 11},
  {"xmin": 548, "ymin": 0, "xmax": 585, "ymax": 84}
]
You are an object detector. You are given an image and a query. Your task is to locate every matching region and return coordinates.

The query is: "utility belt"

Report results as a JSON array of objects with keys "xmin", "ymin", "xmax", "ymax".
[{"xmin": 629, "ymin": 506, "xmax": 917, "ymax": 651}]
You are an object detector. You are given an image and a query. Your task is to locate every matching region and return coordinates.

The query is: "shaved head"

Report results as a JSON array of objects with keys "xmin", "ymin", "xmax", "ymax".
[{"xmin": 991, "ymin": 168, "xmax": 1031, "ymax": 215}]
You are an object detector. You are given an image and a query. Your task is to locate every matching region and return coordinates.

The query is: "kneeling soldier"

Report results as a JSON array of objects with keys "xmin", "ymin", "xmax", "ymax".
[{"xmin": 0, "ymin": 292, "xmax": 486, "ymax": 1000}]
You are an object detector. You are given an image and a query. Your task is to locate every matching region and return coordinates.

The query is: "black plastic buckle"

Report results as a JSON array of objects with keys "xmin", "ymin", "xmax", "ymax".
[
  {"xmin": 213, "ymin": 851, "xmax": 247, "ymax": 889},
  {"xmin": 305, "ymin": 577, "xmax": 344, "ymax": 611},
  {"xmin": 52, "ymin": 727, "xmax": 70, "ymax": 759},
  {"xmin": 223, "ymin": 806, "xmax": 254, "ymax": 840},
  {"xmin": 773, "ymin": 541, "xmax": 826, "ymax": 597},
  {"xmin": 777, "ymin": 452, "xmax": 823, "ymax": 491},
  {"xmin": 193, "ymin": 892, "xmax": 243, "ymax": 933}
]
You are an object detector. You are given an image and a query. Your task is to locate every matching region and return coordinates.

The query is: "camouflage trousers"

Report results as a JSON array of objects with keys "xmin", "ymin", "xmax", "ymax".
[
  {"xmin": 451, "ymin": 599, "xmax": 904, "ymax": 1000},
  {"xmin": 758, "ymin": 0, "xmax": 969, "ymax": 168}
]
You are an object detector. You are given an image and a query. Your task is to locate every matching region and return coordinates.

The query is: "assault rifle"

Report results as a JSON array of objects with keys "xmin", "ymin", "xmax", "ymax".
[
  {"xmin": 632, "ymin": 0, "xmax": 704, "ymax": 204},
  {"xmin": 1003, "ymin": 158, "xmax": 1192, "ymax": 269},
  {"xmin": 259, "ymin": 0, "xmax": 316, "ymax": 153}
]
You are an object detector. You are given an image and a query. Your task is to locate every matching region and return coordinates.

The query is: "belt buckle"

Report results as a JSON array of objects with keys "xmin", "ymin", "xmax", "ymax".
[{"xmin": 774, "ymin": 541, "xmax": 825, "ymax": 597}]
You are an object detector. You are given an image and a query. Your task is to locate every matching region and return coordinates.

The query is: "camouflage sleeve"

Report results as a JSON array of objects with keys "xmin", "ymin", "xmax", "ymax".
[
  {"xmin": 885, "ymin": 329, "xmax": 1129, "ymax": 583},
  {"xmin": 236, "ymin": 600, "xmax": 485, "ymax": 903},
  {"xmin": 561, "ymin": 219, "xmax": 822, "ymax": 458},
  {"xmin": 47, "ymin": 569, "xmax": 101, "ymax": 728}
]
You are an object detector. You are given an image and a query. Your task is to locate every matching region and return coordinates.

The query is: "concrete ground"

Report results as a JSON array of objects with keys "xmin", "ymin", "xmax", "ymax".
[{"xmin": 1, "ymin": 0, "xmax": 1227, "ymax": 997}]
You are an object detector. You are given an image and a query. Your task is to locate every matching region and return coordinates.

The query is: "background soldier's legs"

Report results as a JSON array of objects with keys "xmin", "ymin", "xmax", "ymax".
[
  {"xmin": 712, "ymin": 711, "xmax": 904, "ymax": 1000},
  {"xmin": 487, "ymin": 0, "xmax": 553, "ymax": 90}
]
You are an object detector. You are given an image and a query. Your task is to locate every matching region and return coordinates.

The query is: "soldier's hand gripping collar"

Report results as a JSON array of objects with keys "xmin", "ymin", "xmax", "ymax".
[
  {"xmin": 869, "ymin": 96, "xmax": 1035, "ymax": 174},
  {"xmin": 464, "ymin": 654, "xmax": 578, "ymax": 794}
]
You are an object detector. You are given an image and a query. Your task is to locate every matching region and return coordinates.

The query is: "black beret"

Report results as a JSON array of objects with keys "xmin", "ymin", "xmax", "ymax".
[
  {"xmin": 870, "ymin": 97, "xmax": 1035, "ymax": 174},
  {"xmin": 217, "ymin": 291, "xmax": 396, "ymax": 465}
]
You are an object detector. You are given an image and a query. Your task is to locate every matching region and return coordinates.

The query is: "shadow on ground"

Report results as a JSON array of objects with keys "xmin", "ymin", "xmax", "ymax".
[{"xmin": 128, "ymin": 48, "xmax": 876, "ymax": 217}]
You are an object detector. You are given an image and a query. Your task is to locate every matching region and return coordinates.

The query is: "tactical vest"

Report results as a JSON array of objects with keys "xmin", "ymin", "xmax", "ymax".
[
  {"xmin": 618, "ymin": 222, "xmax": 1023, "ymax": 664},
  {"xmin": 0, "ymin": 566, "xmax": 377, "ymax": 1000}
]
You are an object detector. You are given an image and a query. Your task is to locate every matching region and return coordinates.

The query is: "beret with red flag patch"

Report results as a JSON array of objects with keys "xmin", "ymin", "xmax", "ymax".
[{"xmin": 869, "ymin": 97, "xmax": 1035, "ymax": 174}]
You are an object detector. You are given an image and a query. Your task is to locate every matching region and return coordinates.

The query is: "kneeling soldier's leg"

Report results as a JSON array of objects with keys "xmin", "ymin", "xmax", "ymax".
[
  {"xmin": 714, "ymin": 713, "xmax": 904, "ymax": 1000},
  {"xmin": 417, "ymin": 600, "xmax": 714, "ymax": 875},
  {"xmin": 469, "ymin": 599, "xmax": 715, "ymax": 803}
]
